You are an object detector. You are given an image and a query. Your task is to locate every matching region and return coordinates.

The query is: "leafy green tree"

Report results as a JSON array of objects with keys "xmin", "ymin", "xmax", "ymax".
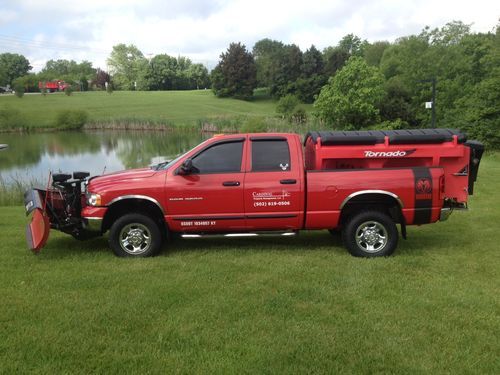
[
  {"xmin": 252, "ymin": 38, "xmax": 284, "ymax": 87},
  {"xmin": 363, "ymin": 41, "xmax": 390, "ymax": 66},
  {"xmin": 293, "ymin": 45, "xmax": 326, "ymax": 103},
  {"xmin": 314, "ymin": 57, "xmax": 385, "ymax": 129},
  {"xmin": 107, "ymin": 44, "xmax": 146, "ymax": 90},
  {"xmin": 323, "ymin": 47, "xmax": 350, "ymax": 77},
  {"xmin": 187, "ymin": 63, "xmax": 210, "ymax": 89},
  {"xmin": 0, "ymin": 53, "xmax": 32, "ymax": 86},
  {"xmin": 212, "ymin": 42, "xmax": 257, "ymax": 100}
]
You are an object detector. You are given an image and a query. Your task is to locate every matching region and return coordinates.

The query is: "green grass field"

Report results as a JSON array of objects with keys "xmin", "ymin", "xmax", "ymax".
[
  {"xmin": 0, "ymin": 155, "xmax": 498, "ymax": 373},
  {"xmin": 0, "ymin": 90, "xmax": 288, "ymax": 128}
]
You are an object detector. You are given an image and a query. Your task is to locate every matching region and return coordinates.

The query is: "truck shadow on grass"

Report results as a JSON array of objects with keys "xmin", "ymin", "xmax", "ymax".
[
  {"xmin": 43, "ymin": 225, "xmax": 453, "ymax": 259},
  {"xmin": 43, "ymin": 230, "xmax": 349, "ymax": 259}
]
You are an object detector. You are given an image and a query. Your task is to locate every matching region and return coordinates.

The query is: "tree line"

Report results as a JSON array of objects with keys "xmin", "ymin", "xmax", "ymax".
[{"xmin": 0, "ymin": 20, "xmax": 497, "ymax": 147}]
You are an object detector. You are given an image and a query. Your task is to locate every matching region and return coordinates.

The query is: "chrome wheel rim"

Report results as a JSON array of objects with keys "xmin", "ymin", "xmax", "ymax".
[
  {"xmin": 119, "ymin": 223, "xmax": 151, "ymax": 255},
  {"xmin": 355, "ymin": 221, "xmax": 388, "ymax": 253}
]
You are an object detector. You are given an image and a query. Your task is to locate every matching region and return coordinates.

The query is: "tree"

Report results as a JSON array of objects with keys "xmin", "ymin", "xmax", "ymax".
[
  {"xmin": 293, "ymin": 45, "xmax": 326, "ymax": 103},
  {"xmin": 94, "ymin": 69, "xmax": 111, "ymax": 89},
  {"xmin": 187, "ymin": 64, "xmax": 210, "ymax": 89},
  {"xmin": 363, "ymin": 41, "xmax": 390, "ymax": 66},
  {"xmin": 252, "ymin": 38, "xmax": 284, "ymax": 87},
  {"xmin": 323, "ymin": 47, "xmax": 350, "ymax": 77},
  {"xmin": 0, "ymin": 53, "xmax": 32, "ymax": 86},
  {"xmin": 314, "ymin": 57, "xmax": 385, "ymax": 129},
  {"xmin": 211, "ymin": 42, "xmax": 257, "ymax": 100},
  {"xmin": 107, "ymin": 44, "xmax": 146, "ymax": 90}
]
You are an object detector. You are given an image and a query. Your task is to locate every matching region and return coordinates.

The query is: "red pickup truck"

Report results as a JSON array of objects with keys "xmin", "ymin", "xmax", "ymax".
[{"xmin": 25, "ymin": 129, "xmax": 483, "ymax": 258}]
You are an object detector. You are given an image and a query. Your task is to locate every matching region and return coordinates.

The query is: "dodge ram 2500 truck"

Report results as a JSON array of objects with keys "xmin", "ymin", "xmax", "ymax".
[{"xmin": 25, "ymin": 129, "xmax": 483, "ymax": 257}]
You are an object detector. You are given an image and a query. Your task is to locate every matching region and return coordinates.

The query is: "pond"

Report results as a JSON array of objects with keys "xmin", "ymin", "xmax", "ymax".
[{"xmin": 0, "ymin": 130, "xmax": 206, "ymax": 185}]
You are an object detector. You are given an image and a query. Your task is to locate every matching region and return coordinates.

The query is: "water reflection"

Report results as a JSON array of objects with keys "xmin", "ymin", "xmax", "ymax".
[{"xmin": 0, "ymin": 130, "xmax": 205, "ymax": 184}]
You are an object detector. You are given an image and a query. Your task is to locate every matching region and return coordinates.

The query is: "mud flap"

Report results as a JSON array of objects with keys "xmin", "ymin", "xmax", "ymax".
[{"xmin": 26, "ymin": 208, "xmax": 50, "ymax": 252}]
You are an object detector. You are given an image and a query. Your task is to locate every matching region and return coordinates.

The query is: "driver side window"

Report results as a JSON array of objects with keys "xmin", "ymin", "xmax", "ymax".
[{"xmin": 191, "ymin": 141, "xmax": 243, "ymax": 174}]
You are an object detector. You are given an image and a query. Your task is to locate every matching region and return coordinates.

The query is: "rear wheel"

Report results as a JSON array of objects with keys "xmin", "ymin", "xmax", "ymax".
[
  {"xmin": 342, "ymin": 210, "xmax": 398, "ymax": 257},
  {"xmin": 109, "ymin": 213, "xmax": 163, "ymax": 257}
]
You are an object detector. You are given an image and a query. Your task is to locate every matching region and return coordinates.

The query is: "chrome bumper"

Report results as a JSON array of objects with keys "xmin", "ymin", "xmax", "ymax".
[
  {"xmin": 440, "ymin": 208, "xmax": 453, "ymax": 221},
  {"xmin": 82, "ymin": 217, "xmax": 103, "ymax": 233}
]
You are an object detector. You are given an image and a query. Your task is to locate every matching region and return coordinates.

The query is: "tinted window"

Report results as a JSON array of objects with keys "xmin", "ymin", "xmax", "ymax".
[
  {"xmin": 251, "ymin": 140, "xmax": 291, "ymax": 172},
  {"xmin": 192, "ymin": 141, "xmax": 243, "ymax": 174}
]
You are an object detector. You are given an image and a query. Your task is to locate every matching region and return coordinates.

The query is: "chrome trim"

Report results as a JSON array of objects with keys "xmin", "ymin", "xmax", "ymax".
[
  {"xmin": 439, "ymin": 208, "xmax": 453, "ymax": 221},
  {"xmin": 340, "ymin": 190, "xmax": 404, "ymax": 209},
  {"xmin": 107, "ymin": 195, "xmax": 165, "ymax": 214},
  {"xmin": 83, "ymin": 217, "xmax": 103, "ymax": 232}
]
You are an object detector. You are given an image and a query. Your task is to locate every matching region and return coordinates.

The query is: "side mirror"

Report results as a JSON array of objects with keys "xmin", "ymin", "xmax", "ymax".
[{"xmin": 179, "ymin": 158, "xmax": 193, "ymax": 175}]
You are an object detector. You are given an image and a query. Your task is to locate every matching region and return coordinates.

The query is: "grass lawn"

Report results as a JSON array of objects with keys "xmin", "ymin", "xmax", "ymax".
[
  {"xmin": 0, "ymin": 90, "xmax": 297, "ymax": 128},
  {"xmin": 1, "ymin": 154, "xmax": 499, "ymax": 373}
]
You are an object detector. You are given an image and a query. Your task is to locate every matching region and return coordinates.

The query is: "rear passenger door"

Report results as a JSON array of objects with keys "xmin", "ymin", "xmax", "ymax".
[{"xmin": 244, "ymin": 136, "xmax": 303, "ymax": 230}]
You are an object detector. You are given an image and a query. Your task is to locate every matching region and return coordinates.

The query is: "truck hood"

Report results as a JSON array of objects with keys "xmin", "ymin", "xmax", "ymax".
[{"xmin": 88, "ymin": 168, "xmax": 157, "ymax": 188}]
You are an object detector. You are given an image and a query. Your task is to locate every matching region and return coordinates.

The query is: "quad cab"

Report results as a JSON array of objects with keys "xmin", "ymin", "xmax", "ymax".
[{"xmin": 25, "ymin": 129, "xmax": 484, "ymax": 257}]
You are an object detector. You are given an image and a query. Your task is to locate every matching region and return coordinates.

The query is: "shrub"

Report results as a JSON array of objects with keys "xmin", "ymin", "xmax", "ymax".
[
  {"xmin": 55, "ymin": 110, "xmax": 89, "ymax": 130},
  {"xmin": 276, "ymin": 94, "xmax": 299, "ymax": 118},
  {"xmin": 291, "ymin": 108, "xmax": 307, "ymax": 124},
  {"xmin": 241, "ymin": 117, "xmax": 267, "ymax": 133},
  {"xmin": 13, "ymin": 84, "xmax": 24, "ymax": 98},
  {"xmin": 0, "ymin": 107, "xmax": 27, "ymax": 129}
]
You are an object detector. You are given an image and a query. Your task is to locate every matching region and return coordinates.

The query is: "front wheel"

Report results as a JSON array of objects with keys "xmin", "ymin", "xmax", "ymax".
[
  {"xmin": 109, "ymin": 213, "xmax": 163, "ymax": 257},
  {"xmin": 342, "ymin": 210, "xmax": 398, "ymax": 257}
]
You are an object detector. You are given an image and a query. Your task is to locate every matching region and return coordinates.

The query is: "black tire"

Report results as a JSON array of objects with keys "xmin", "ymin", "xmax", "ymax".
[
  {"xmin": 109, "ymin": 213, "xmax": 163, "ymax": 257},
  {"xmin": 342, "ymin": 210, "xmax": 398, "ymax": 257}
]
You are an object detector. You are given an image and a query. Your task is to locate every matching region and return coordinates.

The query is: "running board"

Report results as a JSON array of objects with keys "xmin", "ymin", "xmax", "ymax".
[{"xmin": 181, "ymin": 231, "xmax": 297, "ymax": 239}]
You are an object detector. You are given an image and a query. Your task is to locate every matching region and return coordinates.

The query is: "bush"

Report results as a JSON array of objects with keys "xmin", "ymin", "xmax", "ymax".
[
  {"xmin": 65, "ymin": 86, "xmax": 73, "ymax": 96},
  {"xmin": 276, "ymin": 94, "xmax": 299, "ymax": 118},
  {"xmin": 13, "ymin": 84, "xmax": 24, "ymax": 98},
  {"xmin": 291, "ymin": 108, "xmax": 307, "ymax": 124},
  {"xmin": 241, "ymin": 117, "xmax": 267, "ymax": 133},
  {"xmin": 55, "ymin": 110, "xmax": 88, "ymax": 130},
  {"xmin": 0, "ymin": 107, "xmax": 27, "ymax": 129}
]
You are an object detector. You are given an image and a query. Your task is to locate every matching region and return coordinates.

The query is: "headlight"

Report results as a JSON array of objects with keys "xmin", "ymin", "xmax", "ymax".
[{"xmin": 86, "ymin": 193, "xmax": 102, "ymax": 206}]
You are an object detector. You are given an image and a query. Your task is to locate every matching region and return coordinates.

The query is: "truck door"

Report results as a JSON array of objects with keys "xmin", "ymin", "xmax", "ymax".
[
  {"xmin": 166, "ymin": 138, "xmax": 246, "ymax": 232},
  {"xmin": 244, "ymin": 136, "xmax": 303, "ymax": 230}
]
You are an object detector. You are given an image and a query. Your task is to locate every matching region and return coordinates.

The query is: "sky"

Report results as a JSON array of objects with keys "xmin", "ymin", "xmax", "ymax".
[{"xmin": 0, "ymin": 0, "xmax": 498, "ymax": 72}]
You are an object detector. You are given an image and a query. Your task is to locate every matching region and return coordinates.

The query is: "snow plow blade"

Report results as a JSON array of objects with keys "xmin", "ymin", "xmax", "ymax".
[{"xmin": 24, "ymin": 189, "xmax": 50, "ymax": 252}]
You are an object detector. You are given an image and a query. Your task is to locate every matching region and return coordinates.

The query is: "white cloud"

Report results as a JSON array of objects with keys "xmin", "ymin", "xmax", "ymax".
[{"xmin": 1, "ymin": 0, "xmax": 498, "ymax": 71}]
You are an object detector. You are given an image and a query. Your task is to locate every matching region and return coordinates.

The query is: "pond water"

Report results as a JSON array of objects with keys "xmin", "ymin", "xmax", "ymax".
[{"xmin": 0, "ymin": 130, "xmax": 206, "ymax": 185}]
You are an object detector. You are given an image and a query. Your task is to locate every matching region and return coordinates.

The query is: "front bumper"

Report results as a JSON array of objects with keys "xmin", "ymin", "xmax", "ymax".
[{"xmin": 82, "ymin": 217, "xmax": 103, "ymax": 233}]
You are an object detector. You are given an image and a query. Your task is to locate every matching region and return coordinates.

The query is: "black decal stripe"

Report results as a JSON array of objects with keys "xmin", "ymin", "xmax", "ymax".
[{"xmin": 413, "ymin": 167, "xmax": 433, "ymax": 224}]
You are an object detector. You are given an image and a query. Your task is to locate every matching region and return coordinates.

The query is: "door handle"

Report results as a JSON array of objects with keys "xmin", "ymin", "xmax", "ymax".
[
  {"xmin": 280, "ymin": 179, "xmax": 297, "ymax": 184},
  {"xmin": 222, "ymin": 181, "xmax": 240, "ymax": 186}
]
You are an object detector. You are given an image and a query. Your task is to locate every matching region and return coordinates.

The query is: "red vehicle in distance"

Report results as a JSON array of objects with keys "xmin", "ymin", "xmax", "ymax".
[
  {"xmin": 24, "ymin": 129, "xmax": 484, "ymax": 258},
  {"xmin": 38, "ymin": 80, "xmax": 70, "ymax": 92}
]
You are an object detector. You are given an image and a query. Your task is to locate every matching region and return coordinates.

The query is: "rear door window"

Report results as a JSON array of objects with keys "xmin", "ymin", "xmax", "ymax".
[{"xmin": 251, "ymin": 139, "xmax": 290, "ymax": 172}]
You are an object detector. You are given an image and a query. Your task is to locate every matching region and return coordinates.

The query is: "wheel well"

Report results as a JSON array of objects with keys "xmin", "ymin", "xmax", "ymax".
[
  {"xmin": 339, "ymin": 193, "xmax": 404, "ymax": 226},
  {"xmin": 102, "ymin": 199, "xmax": 166, "ymax": 234}
]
